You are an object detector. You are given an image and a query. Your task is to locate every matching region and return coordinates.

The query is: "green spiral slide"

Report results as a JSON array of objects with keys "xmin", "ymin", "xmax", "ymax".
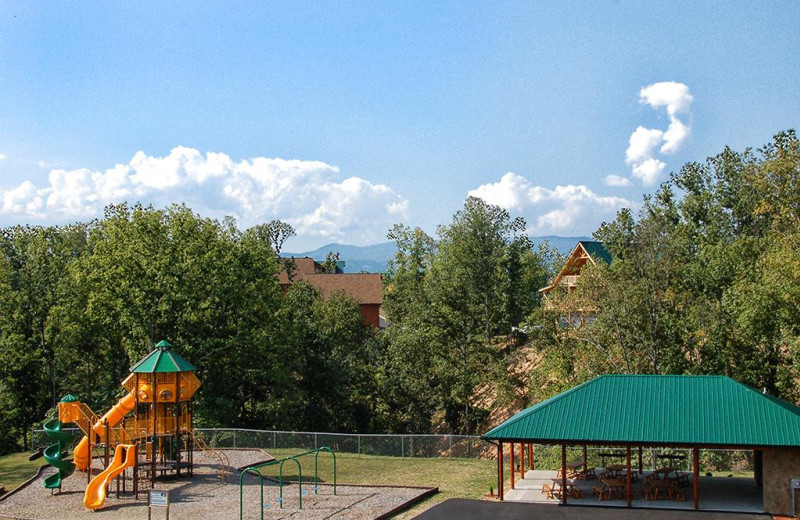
[{"xmin": 42, "ymin": 418, "xmax": 76, "ymax": 489}]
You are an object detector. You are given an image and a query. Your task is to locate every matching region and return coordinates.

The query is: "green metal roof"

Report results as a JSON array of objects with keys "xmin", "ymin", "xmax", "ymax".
[
  {"xmin": 483, "ymin": 375, "xmax": 800, "ymax": 448},
  {"xmin": 579, "ymin": 240, "xmax": 612, "ymax": 265},
  {"xmin": 129, "ymin": 340, "xmax": 197, "ymax": 373}
]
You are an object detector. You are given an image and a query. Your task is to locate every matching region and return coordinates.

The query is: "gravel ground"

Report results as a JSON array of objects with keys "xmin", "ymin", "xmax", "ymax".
[{"xmin": 0, "ymin": 450, "xmax": 433, "ymax": 520}]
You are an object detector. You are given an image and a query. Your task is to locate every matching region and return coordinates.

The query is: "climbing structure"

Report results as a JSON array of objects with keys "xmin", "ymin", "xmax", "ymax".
[{"xmin": 46, "ymin": 340, "xmax": 204, "ymax": 510}]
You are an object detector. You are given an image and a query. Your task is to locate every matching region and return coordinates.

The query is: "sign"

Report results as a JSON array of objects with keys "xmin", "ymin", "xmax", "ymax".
[
  {"xmin": 148, "ymin": 490, "xmax": 170, "ymax": 520},
  {"xmin": 149, "ymin": 490, "xmax": 169, "ymax": 507}
]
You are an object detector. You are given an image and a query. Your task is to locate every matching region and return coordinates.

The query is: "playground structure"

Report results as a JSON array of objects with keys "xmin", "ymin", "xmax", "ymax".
[
  {"xmin": 239, "ymin": 446, "xmax": 337, "ymax": 520},
  {"xmin": 41, "ymin": 340, "xmax": 216, "ymax": 510}
]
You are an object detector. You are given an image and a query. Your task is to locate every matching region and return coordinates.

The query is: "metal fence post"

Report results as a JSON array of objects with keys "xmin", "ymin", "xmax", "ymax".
[
  {"xmin": 315, "ymin": 433, "xmax": 318, "ymax": 450},
  {"xmin": 401, "ymin": 436, "xmax": 404, "ymax": 458},
  {"xmin": 358, "ymin": 435, "xmax": 361, "ymax": 456},
  {"xmin": 233, "ymin": 430, "xmax": 236, "ymax": 448}
]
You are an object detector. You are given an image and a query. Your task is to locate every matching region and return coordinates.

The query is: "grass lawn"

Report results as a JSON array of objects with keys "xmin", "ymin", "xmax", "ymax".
[
  {"xmin": 255, "ymin": 449, "xmax": 497, "ymax": 517},
  {"xmin": 0, "ymin": 452, "xmax": 44, "ymax": 493}
]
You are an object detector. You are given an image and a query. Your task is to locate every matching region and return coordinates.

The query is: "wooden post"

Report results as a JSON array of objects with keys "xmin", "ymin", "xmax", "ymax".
[
  {"xmin": 626, "ymin": 445, "xmax": 632, "ymax": 508},
  {"xmin": 693, "ymin": 447, "xmax": 699, "ymax": 510},
  {"xmin": 638, "ymin": 446, "xmax": 643, "ymax": 473},
  {"xmin": 519, "ymin": 443, "xmax": 525, "ymax": 479},
  {"xmin": 561, "ymin": 444, "xmax": 567, "ymax": 505},
  {"xmin": 152, "ymin": 374, "xmax": 157, "ymax": 488},
  {"xmin": 510, "ymin": 442, "xmax": 515, "ymax": 489},
  {"xmin": 528, "ymin": 443, "xmax": 533, "ymax": 470},
  {"xmin": 498, "ymin": 442, "xmax": 504, "ymax": 501},
  {"xmin": 582, "ymin": 445, "xmax": 587, "ymax": 471}
]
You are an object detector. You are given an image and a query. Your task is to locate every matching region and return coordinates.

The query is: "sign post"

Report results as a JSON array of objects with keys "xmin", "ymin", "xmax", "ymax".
[{"xmin": 148, "ymin": 489, "xmax": 170, "ymax": 520}]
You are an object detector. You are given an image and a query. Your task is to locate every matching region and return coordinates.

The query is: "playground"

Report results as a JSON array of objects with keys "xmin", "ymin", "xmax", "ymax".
[
  {"xmin": 0, "ymin": 448, "xmax": 434, "ymax": 519},
  {"xmin": 0, "ymin": 341, "xmax": 435, "ymax": 519}
]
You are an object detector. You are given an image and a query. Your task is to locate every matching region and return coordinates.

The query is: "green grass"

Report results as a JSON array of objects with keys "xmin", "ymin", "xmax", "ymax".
[
  {"xmin": 0, "ymin": 452, "xmax": 45, "ymax": 492},
  {"xmin": 252, "ymin": 449, "xmax": 497, "ymax": 516}
]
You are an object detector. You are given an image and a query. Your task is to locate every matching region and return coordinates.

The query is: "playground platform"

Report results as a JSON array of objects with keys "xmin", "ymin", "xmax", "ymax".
[{"xmin": 0, "ymin": 449, "xmax": 435, "ymax": 520}]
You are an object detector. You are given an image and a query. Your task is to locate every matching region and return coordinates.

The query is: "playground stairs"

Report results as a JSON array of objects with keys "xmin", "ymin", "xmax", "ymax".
[
  {"xmin": 189, "ymin": 431, "xmax": 232, "ymax": 483},
  {"xmin": 59, "ymin": 402, "xmax": 98, "ymax": 439}
]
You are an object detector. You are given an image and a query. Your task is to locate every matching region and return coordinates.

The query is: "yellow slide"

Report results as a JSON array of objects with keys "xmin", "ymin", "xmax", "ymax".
[
  {"xmin": 84, "ymin": 444, "xmax": 136, "ymax": 510},
  {"xmin": 73, "ymin": 392, "xmax": 136, "ymax": 471}
]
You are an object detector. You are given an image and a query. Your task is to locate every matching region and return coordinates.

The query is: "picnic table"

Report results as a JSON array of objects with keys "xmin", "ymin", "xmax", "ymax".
[
  {"xmin": 550, "ymin": 479, "xmax": 583, "ymax": 499},
  {"xmin": 598, "ymin": 451, "xmax": 626, "ymax": 467},
  {"xmin": 594, "ymin": 476, "xmax": 634, "ymax": 501},
  {"xmin": 656, "ymin": 453, "xmax": 687, "ymax": 462},
  {"xmin": 653, "ymin": 466, "xmax": 678, "ymax": 481},
  {"xmin": 557, "ymin": 460, "xmax": 585, "ymax": 478}
]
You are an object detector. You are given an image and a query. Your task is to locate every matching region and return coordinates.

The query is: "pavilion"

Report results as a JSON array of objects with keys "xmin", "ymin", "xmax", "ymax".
[{"xmin": 482, "ymin": 375, "xmax": 800, "ymax": 515}]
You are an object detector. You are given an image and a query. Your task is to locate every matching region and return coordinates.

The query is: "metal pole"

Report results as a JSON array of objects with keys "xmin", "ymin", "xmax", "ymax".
[{"xmin": 401, "ymin": 435, "xmax": 404, "ymax": 458}]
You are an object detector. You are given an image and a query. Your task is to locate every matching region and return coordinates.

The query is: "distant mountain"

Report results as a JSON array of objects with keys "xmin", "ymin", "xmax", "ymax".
[
  {"xmin": 284, "ymin": 242, "xmax": 398, "ymax": 273},
  {"xmin": 530, "ymin": 235, "xmax": 593, "ymax": 255},
  {"xmin": 285, "ymin": 236, "xmax": 591, "ymax": 274}
]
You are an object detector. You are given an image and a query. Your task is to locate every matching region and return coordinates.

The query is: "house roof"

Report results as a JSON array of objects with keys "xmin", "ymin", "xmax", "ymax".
[
  {"xmin": 483, "ymin": 374, "xmax": 800, "ymax": 448},
  {"xmin": 301, "ymin": 273, "xmax": 382, "ymax": 305},
  {"xmin": 539, "ymin": 240, "xmax": 612, "ymax": 293},
  {"xmin": 278, "ymin": 257, "xmax": 321, "ymax": 285},
  {"xmin": 130, "ymin": 340, "xmax": 197, "ymax": 373},
  {"xmin": 579, "ymin": 240, "xmax": 612, "ymax": 265}
]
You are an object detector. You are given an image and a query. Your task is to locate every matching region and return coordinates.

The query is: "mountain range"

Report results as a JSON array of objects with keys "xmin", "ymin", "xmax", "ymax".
[{"xmin": 285, "ymin": 235, "xmax": 591, "ymax": 273}]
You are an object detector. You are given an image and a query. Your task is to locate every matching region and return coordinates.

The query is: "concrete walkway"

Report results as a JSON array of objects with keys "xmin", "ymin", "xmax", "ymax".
[
  {"xmin": 413, "ymin": 498, "xmax": 773, "ymax": 520},
  {"xmin": 504, "ymin": 469, "xmax": 763, "ymax": 512}
]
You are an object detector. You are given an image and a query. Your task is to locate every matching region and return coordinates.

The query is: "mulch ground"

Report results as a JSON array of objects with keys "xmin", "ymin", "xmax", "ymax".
[{"xmin": 0, "ymin": 450, "xmax": 433, "ymax": 520}]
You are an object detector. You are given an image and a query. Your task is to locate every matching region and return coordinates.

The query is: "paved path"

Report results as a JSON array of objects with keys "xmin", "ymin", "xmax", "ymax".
[{"xmin": 413, "ymin": 499, "xmax": 773, "ymax": 520}]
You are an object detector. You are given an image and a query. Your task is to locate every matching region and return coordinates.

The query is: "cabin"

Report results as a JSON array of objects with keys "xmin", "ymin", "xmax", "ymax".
[
  {"xmin": 538, "ymin": 240, "xmax": 611, "ymax": 328},
  {"xmin": 278, "ymin": 257, "xmax": 383, "ymax": 328}
]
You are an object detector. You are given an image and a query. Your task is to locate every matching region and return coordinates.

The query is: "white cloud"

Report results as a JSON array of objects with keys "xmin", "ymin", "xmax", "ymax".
[
  {"xmin": 469, "ymin": 172, "xmax": 631, "ymax": 235},
  {"xmin": 0, "ymin": 147, "xmax": 409, "ymax": 247},
  {"xmin": 625, "ymin": 81, "xmax": 693, "ymax": 185},
  {"xmin": 0, "ymin": 153, "xmax": 7, "ymax": 161},
  {"xmin": 603, "ymin": 175, "xmax": 632, "ymax": 187},
  {"xmin": 639, "ymin": 81, "xmax": 693, "ymax": 117},
  {"xmin": 625, "ymin": 126, "xmax": 664, "ymax": 164},
  {"xmin": 631, "ymin": 158, "xmax": 667, "ymax": 185}
]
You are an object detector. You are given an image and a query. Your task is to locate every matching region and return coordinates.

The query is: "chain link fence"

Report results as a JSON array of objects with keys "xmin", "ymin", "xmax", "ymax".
[
  {"xmin": 31, "ymin": 427, "xmax": 492, "ymax": 459},
  {"xmin": 30, "ymin": 426, "xmax": 755, "ymax": 473}
]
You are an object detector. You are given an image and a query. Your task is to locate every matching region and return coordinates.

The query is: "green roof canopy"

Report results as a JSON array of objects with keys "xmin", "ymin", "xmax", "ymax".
[
  {"xmin": 483, "ymin": 375, "xmax": 800, "ymax": 448},
  {"xmin": 130, "ymin": 340, "xmax": 196, "ymax": 373}
]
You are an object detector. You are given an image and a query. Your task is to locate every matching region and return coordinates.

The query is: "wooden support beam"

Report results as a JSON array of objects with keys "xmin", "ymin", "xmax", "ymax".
[
  {"xmin": 561, "ymin": 444, "xmax": 567, "ymax": 505},
  {"xmin": 519, "ymin": 443, "xmax": 525, "ymax": 479},
  {"xmin": 510, "ymin": 442, "xmax": 515, "ymax": 489},
  {"xmin": 626, "ymin": 446, "xmax": 632, "ymax": 508},
  {"xmin": 693, "ymin": 447, "xmax": 699, "ymax": 510},
  {"xmin": 638, "ymin": 446, "xmax": 643, "ymax": 473},
  {"xmin": 582, "ymin": 445, "xmax": 587, "ymax": 469},
  {"xmin": 497, "ymin": 442, "xmax": 504, "ymax": 501},
  {"xmin": 528, "ymin": 443, "xmax": 533, "ymax": 470}
]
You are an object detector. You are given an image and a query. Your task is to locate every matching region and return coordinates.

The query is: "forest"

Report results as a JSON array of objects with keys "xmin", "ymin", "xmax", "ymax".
[{"xmin": 0, "ymin": 129, "xmax": 797, "ymax": 455}]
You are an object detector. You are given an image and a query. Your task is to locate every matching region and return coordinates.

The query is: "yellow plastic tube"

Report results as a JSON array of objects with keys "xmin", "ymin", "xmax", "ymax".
[{"xmin": 73, "ymin": 392, "xmax": 136, "ymax": 471}]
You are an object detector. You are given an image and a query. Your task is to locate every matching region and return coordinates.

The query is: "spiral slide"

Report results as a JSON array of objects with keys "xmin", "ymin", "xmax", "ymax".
[
  {"xmin": 84, "ymin": 444, "xmax": 136, "ymax": 509},
  {"xmin": 73, "ymin": 392, "xmax": 136, "ymax": 471},
  {"xmin": 42, "ymin": 419, "xmax": 76, "ymax": 489}
]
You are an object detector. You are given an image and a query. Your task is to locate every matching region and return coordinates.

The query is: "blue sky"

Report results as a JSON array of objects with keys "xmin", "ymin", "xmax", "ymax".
[{"xmin": 1, "ymin": 2, "xmax": 798, "ymax": 249}]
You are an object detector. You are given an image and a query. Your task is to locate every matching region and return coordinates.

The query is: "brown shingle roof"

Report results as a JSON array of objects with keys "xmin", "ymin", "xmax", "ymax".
[
  {"xmin": 301, "ymin": 273, "xmax": 382, "ymax": 305},
  {"xmin": 278, "ymin": 257, "xmax": 321, "ymax": 285}
]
